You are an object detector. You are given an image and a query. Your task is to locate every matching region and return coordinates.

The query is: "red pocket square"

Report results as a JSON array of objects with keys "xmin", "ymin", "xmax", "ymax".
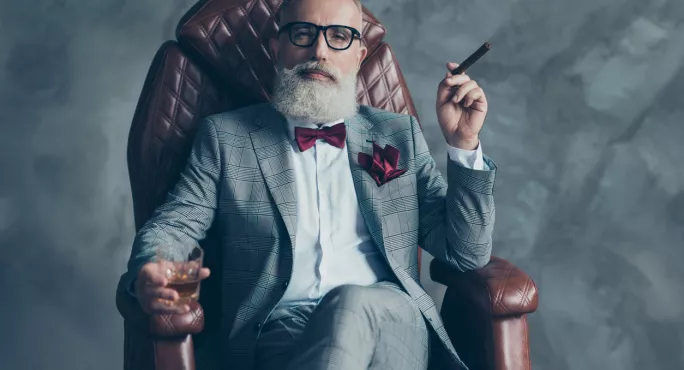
[{"xmin": 358, "ymin": 142, "xmax": 408, "ymax": 186}]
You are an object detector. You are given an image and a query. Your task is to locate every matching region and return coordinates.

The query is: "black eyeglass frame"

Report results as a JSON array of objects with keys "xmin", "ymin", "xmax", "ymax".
[{"xmin": 277, "ymin": 21, "xmax": 363, "ymax": 51}]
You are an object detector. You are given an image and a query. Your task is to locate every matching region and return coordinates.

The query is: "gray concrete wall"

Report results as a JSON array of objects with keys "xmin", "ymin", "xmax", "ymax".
[{"xmin": 1, "ymin": 0, "xmax": 682, "ymax": 369}]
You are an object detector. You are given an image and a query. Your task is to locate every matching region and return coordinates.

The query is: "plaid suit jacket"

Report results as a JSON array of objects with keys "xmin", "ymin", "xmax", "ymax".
[{"xmin": 122, "ymin": 103, "xmax": 496, "ymax": 370}]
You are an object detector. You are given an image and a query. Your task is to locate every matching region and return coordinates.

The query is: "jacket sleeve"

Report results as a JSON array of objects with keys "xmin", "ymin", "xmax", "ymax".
[
  {"xmin": 411, "ymin": 116, "xmax": 496, "ymax": 271},
  {"xmin": 121, "ymin": 117, "xmax": 222, "ymax": 294}
]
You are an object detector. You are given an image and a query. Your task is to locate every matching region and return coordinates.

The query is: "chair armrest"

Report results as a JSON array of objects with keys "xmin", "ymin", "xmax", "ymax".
[
  {"xmin": 430, "ymin": 256, "xmax": 538, "ymax": 317},
  {"xmin": 430, "ymin": 256, "xmax": 538, "ymax": 370},
  {"xmin": 116, "ymin": 277, "xmax": 204, "ymax": 370},
  {"xmin": 115, "ymin": 280, "xmax": 205, "ymax": 337}
]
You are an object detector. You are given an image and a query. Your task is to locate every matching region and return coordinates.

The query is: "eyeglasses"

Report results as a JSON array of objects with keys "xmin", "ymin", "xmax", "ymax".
[{"xmin": 278, "ymin": 22, "xmax": 362, "ymax": 51}]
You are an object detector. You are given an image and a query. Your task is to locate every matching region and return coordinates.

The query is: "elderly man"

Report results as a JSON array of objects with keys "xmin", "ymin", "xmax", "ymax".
[{"xmin": 121, "ymin": 0, "xmax": 495, "ymax": 369}]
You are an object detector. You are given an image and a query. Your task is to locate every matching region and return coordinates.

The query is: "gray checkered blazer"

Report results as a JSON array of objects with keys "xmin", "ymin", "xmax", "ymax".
[{"xmin": 122, "ymin": 103, "xmax": 496, "ymax": 370}]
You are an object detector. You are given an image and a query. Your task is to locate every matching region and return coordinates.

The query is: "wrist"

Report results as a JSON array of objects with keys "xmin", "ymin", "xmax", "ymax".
[{"xmin": 447, "ymin": 136, "xmax": 479, "ymax": 150}]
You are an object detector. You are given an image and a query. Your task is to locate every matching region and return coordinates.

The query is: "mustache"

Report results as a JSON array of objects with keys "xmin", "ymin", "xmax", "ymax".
[{"xmin": 291, "ymin": 61, "xmax": 341, "ymax": 82}]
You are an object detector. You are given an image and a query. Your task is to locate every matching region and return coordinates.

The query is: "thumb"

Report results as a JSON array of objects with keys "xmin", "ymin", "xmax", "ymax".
[
  {"xmin": 446, "ymin": 62, "xmax": 459, "ymax": 76},
  {"xmin": 199, "ymin": 267, "xmax": 211, "ymax": 280}
]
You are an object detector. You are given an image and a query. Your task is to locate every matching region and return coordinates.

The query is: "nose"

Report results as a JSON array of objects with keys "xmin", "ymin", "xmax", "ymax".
[{"xmin": 311, "ymin": 30, "xmax": 329, "ymax": 61}]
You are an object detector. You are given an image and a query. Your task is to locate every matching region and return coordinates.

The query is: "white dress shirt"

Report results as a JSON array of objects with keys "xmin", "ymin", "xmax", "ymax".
[{"xmin": 277, "ymin": 116, "xmax": 487, "ymax": 308}]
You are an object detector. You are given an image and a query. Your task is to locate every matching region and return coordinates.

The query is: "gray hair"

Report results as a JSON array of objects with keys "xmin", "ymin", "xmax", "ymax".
[
  {"xmin": 271, "ymin": 61, "xmax": 359, "ymax": 123},
  {"xmin": 279, "ymin": 0, "xmax": 363, "ymax": 20}
]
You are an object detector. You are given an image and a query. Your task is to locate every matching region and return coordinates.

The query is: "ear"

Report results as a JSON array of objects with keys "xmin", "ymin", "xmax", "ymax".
[
  {"xmin": 269, "ymin": 37, "xmax": 280, "ymax": 61},
  {"xmin": 357, "ymin": 45, "xmax": 368, "ymax": 69}
]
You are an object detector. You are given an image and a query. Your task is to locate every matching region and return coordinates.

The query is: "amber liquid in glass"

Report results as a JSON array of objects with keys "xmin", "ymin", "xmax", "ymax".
[{"xmin": 167, "ymin": 271, "xmax": 200, "ymax": 304}]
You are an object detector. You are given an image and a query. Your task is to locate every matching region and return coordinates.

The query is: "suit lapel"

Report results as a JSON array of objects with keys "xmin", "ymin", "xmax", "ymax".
[
  {"xmin": 345, "ymin": 114, "xmax": 387, "ymax": 257},
  {"xmin": 249, "ymin": 106, "xmax": 298, "ymax": 250}
]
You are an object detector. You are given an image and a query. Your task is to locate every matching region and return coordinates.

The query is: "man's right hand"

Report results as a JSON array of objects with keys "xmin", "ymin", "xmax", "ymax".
[{"xmin": 135, "ymin": 261, "xmax": 211, "ymax": 315}]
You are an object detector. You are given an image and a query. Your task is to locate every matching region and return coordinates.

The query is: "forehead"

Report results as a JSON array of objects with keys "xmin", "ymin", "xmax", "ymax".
[{"xmin": 281, "ymin": 0, "xmax": 362, "ymax": 29}]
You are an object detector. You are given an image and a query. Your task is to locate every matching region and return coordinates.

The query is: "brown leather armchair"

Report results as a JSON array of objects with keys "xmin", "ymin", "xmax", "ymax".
[{"xmin": 115, "ymin": 1, "xmax": 539, "ymax": 369}]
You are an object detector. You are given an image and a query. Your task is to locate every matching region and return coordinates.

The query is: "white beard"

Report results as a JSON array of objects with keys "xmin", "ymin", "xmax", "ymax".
[{"xmin": 271, "ymin": 60, "xmax": 358, "ymax": 123}]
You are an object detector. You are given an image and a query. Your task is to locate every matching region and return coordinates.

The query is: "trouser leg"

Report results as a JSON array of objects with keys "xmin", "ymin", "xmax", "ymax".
[
  {"xmin": 286, "ymin": 282, "xmax": 429, "ymax": 370},
  {"xmin": 254, "ymin": 304, "xmax": 316, "ymax": 370}
]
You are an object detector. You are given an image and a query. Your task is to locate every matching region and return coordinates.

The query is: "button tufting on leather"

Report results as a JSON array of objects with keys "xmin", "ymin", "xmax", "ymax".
[{"xmin": 175, "ymin": 0, "xmax": 405, "ymax": 111}]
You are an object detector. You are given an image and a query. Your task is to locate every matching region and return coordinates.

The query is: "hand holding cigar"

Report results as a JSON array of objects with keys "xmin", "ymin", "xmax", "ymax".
[{"xmin": 435, "ymin": 41, "xmax": 491, "ymax": 150}]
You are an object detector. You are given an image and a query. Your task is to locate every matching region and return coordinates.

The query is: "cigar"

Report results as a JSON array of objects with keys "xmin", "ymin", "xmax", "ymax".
[{"xmin": 451, "ymin": 41, "xmax": 491, "ymax": 75}]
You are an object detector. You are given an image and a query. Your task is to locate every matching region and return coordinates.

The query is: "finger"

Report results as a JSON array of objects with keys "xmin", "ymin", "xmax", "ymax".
[
  {"xmin": 140, "ymin": 262, "xmax": 169, "ymax": 287},
  {"xmin": 437, "ymin": 74, "xmax": 471, "ymax": 104},
  {"xmin": 453, "ymin": 80, "xmax": 479, "ymax": 103},
  {"xmin": 149, "ymin": 299, "xmax": 191, "ymax": 315},
  {"xmin": 198, "ymin": 267, "xmax": 211, "ymax": 280},
  {"xmin": 145, "ymin": 286, "xmax": 180, "ymax": 302},
  {"xmin": 463, "ymin": 88, "xmax": 485, "ymax": 107},
  {"xmin": 447, "ymin": 62, "xmax": 459, "ymax": 74},
  {"xmin": 146, "ymin": 271, "xmax": 168, "ymax": 287},
  {"xmin": 440, "ymin": 74, "xmax": 471, "ymax": 88}
]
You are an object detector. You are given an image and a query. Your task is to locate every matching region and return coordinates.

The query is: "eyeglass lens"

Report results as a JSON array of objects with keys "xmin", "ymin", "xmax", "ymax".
[{"xmin": 289, "ymin": 23, "xmax": 354, "ymax": 50}]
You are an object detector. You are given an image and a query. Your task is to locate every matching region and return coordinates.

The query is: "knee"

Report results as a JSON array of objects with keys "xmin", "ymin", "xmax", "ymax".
[
  {"xmin": 318, "ymin": 284, "xmax": 425, "ymax": 337},
  {"xmin": 322, "ymin": 284, "xmax": 375, "ymax": 312}
]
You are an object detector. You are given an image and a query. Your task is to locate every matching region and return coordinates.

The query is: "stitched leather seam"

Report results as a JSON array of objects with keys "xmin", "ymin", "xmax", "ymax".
[{"xmin": 495, "ymin": 263, "xmax": 513, "ymax": 314}]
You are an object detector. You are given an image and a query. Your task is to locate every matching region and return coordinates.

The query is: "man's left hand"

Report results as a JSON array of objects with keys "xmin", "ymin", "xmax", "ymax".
[{"xmin": 436, "ymin": 62, "xmax": 488, "ymax": 150}]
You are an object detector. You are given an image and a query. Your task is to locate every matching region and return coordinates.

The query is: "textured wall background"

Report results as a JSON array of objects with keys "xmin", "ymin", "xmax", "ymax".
[{"xmin": 1, "ymin": 0, "xmax": 683, "ymax": 369}]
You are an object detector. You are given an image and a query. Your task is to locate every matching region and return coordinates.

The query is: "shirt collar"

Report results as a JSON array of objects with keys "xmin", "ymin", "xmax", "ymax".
[{"xmin": 284, "ymin": 116, "xmax": 345, "ymax": 142}]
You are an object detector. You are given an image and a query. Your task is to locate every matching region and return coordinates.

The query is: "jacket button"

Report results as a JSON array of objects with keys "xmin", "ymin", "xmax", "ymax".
[
  {"xmin": 255, "ymin": 322, "xmax": 262, "ymax": 331},
  {"xmin": 282, "ymin": 280, "xmax": 289, "ymax": 290}
]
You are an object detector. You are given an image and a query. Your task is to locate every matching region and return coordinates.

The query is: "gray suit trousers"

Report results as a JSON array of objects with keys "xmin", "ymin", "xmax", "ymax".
[{"xmin": 254, "ymin": 282, "xmax": 430, "ymax": 370}]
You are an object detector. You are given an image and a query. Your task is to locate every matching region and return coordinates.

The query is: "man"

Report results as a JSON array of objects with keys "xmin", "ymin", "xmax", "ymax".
[{"xmin": 121, "ymin": 0, "xmax": 495, "ymax": 369}]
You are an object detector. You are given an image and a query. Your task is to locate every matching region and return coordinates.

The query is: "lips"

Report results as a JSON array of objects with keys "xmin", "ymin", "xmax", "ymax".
[{"xmin": 300, "ymin": 69, "xmax": 334, "ymax": 81}]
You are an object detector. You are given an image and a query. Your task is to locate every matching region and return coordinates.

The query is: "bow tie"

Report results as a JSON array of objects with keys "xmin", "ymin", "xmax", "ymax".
[{"xmin": 294, "ymin": 123, "xmax": 347, "ymax": 152}]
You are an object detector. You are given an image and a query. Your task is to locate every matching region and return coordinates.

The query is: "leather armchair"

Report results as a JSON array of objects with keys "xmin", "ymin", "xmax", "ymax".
[{"xmin": 116, "ymin": 1, "xmax": 539, "ymax": 369}]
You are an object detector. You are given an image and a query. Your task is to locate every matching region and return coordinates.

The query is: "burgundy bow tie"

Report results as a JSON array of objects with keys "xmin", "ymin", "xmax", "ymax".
[{"xmin": 294, "ymin": 123, "xmax": 347, "ymax": 152}]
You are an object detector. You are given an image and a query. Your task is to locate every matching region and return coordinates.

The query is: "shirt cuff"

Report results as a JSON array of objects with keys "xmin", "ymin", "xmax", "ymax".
[{"xmin": 446, "ymin": 141, "xmax": 487, "ymax": 170}]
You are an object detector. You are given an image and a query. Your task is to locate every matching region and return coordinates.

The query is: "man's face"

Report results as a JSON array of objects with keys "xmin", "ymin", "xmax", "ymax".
[
  {"xmin": 270, "ymin": 0, "xmax": 367, "ymax": 81},
  {"xmin": 269, "ymin": 0, "xmax": 367, "ymax": 123}
]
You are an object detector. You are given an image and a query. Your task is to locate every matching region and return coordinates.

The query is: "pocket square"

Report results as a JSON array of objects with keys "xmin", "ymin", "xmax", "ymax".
[{"xmin": 358, "ymin": 142, "xmax": 408, "ymax": 186}]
